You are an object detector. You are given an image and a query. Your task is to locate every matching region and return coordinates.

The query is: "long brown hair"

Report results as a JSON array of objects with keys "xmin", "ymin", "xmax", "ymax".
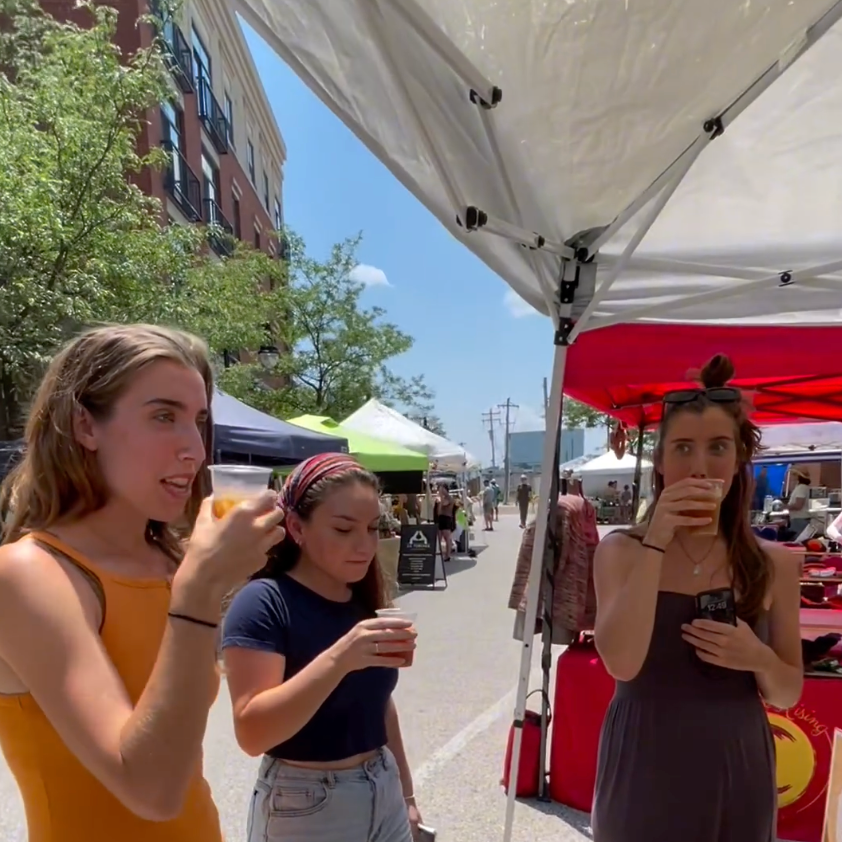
[
  {"xmin": 645, "ymin": 354, "xmax": 769, "ymax": 622},
  {"xmin": 0, "ymin": 324, "xmax": 214, "ymax": 560},
  {"xmin": 254, "ymin": 465, "xmax": 390, "ymax": 615}
]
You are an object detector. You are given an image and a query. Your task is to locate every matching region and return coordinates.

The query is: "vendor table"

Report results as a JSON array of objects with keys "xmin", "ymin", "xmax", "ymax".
[{"xmin": 549, "ymin": 645, "xmax": 842, "ymax": 842}]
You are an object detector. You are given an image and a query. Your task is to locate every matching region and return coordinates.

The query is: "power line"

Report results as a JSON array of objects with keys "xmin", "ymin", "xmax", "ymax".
[
  {"xmin": 481, "ymin": 407, "xmax": 501, "ymax": 468},
  {"xmin": 498, "ymin": 398, "xmax": 520, "ymax": 501}
]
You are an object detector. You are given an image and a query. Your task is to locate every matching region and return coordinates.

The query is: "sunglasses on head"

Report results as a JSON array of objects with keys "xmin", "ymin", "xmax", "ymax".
[{"xmin": 662, "ymin": 387, "xmax": 741, "ymax": 406}]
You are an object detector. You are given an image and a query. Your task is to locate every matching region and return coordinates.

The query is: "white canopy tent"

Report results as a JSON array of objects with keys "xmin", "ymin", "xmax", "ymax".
[
  {"xmin": 236, "ymin": 1, "xmax": 842, "ymax": 838},
  {"xmin": 759, "ymin": 422, "xmax": 842, "ymax": 452},
  {"xmin": 578, "ymin": 451, "xmax": 653, "ymax": 498},
  {"xmin": 342, "ymin": 399, "xmax": 478, "ymax": 472}
]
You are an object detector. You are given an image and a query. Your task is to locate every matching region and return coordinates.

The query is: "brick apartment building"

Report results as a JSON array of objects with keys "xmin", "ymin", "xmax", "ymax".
[{"xmin": 42, "ymin": 0, "xmax": 287, "ymax": 260}]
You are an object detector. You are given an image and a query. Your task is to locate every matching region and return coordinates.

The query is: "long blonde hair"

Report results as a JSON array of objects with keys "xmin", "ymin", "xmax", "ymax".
[{"xmin": 0, "ymin": 324, "xmax": 214, "ymax": 560}]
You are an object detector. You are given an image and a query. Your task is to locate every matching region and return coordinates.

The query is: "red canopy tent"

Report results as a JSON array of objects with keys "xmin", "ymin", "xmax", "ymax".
[{"xmin": 564, "ymin": 323, "xmax": 842, "ymax": 427}]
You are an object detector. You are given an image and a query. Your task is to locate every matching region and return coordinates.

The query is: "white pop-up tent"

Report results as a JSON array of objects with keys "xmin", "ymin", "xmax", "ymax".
[
  {"xmin": 235, "ymin": 1, "xmax": 842, "ymax": 838},
  {"xmin": 759, "ymin": 422, "xmax": 842, "ymax": 452},
  {"xmin": 342, "ymin": 399, "xmax": 478, "ymax": 472},
  {"xmin": 578, "ymin": 451, "xmax": 653, "ymax": 497}
]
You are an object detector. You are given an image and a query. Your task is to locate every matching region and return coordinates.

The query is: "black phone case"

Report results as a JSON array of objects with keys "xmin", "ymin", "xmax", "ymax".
[{"xmin": 695, "ymin": 588, "xmax": 737, "ymax": 626}]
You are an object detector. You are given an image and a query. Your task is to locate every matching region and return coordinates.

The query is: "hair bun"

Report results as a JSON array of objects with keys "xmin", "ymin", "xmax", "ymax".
[{"xmin": 699, "ymin": 354, "xmax": 735, "ymax": 389}]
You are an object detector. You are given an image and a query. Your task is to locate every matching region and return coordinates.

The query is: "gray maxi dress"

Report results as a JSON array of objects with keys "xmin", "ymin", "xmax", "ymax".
[{"xmin": 592, "ymin": 591, "xmax": 777, "ymax": 842}]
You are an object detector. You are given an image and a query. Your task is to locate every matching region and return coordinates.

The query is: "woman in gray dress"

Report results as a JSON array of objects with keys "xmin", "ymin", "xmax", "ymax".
[{"xmin": 592, "ymin": 355, "xmax": 803, "ymax": 842}]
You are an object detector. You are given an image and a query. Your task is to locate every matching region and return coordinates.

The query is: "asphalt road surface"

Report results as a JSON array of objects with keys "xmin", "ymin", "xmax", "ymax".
[{"xmin": 0, "ymin": 515, "xmax": 592, "ymax": 841}]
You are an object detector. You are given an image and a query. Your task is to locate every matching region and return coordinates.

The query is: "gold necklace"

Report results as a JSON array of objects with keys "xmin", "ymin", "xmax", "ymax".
[{"xmin": 675, "ymin": 534, "xmax": 718, "ymax": 576}]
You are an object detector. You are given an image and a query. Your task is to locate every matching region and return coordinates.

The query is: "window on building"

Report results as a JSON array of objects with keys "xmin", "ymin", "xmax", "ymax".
[
  {"xmin": 192, "ymin": 27, "xmax": 212, "ymax": 90},
  {"xmin": 223, "ymin": 93, "xmax": 234, "ymax": 147},
  {"xmin": 262, "ymin": 170, "xmax": 270, "ymax": 212},
  {"xmin": 254, "ymin": 226, "xmax": 261, "ymax": 250},
  {"xmin": 246, "ymin": 140, "xmax": 255, "ymax": 183},
  {"xmin": 161, "ymin": 101, "xmax": 184, "ymax": 149},
  {"xmin": 201, "ymin": 150, "xmax": 220, "ymax": 221},
  {"xmin": 273, "ymin": 197, "xmax": 283, "ymax": 231},
  {"xmin": 192, "ymin": 27, "xmax": 213, "ymax": 123},
  {"xmin": 232, "ymin": 195, "xmax": 242, "ymax": 240}
]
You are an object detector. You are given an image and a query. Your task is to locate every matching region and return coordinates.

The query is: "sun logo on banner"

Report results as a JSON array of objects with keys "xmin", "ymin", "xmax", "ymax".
[{"xmin": 769, "ymin": 713, "xmax": 817, "ymax": 807}]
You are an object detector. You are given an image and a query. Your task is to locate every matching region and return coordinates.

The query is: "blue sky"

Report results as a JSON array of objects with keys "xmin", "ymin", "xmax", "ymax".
[{"xmin": 242, "ymin": 25, "xmax": 604, "ymax": 463}]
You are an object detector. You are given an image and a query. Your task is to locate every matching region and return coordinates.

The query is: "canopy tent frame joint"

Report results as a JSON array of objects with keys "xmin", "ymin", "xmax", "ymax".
[
  {"xmin": 461, "ymin": 205, "xmax": 576, "ymax": 261},
  {"xmin": 469, "ymin": 86, "xmax": 503, "ymax": 110}
]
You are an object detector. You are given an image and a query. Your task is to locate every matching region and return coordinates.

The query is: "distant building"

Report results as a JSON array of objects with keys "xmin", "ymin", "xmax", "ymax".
[{"xmin": 508, "ymin": 428, "xmax": 585, "ymax": 471}]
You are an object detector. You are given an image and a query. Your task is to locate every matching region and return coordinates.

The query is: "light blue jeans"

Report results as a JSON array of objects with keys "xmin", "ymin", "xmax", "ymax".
[{"xmin": 247, "ymin": 747, "xmax": 413, "ymax": 842}]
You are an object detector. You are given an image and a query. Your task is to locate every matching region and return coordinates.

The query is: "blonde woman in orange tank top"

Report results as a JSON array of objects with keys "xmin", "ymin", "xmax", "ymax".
[{"xmin": 0, "ymin": 325, "xmax": 285, "ymax": 842}]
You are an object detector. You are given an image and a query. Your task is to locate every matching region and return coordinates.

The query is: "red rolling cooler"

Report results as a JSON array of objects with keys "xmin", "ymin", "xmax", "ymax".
[{"xmin": 548, "ymin": 643, "xmax": 615, "ymax": 811}]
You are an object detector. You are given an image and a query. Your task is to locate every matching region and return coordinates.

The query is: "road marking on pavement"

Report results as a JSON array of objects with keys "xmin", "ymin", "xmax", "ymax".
[{"xmin": 414, "ymin": 685, "xmax": 518, "ymax": 787}]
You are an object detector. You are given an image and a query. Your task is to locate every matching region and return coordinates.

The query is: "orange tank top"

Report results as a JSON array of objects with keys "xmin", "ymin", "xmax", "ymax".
[{"xmin": 0, "ymin": 532, "xmax": 223, "ymax": 842}]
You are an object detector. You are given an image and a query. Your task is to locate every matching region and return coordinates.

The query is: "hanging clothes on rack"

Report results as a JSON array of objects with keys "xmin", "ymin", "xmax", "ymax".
[{"xmin": 508, "ymin": 494, "xmax": 599, "ymax": 644}]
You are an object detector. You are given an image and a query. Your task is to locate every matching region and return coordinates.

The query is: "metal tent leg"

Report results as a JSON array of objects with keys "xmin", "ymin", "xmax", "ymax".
[{"xmin": 502, "ymin": 340, "xmax": 568, "ymax": 842}]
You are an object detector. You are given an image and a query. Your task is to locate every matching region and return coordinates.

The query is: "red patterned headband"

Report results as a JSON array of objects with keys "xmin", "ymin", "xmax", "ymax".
[{"xmin": 280, "ymin": 452, "xmax": 361, "ymax": 511}]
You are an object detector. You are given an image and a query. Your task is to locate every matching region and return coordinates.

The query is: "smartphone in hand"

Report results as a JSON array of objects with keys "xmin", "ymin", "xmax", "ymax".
[
  {"xmin": 695, "ymin": 588, "xmax": 737, "ymax": 626},
  {"xmin": 417, "ymin": 824, "xmax": 437, "ymax": 842}
]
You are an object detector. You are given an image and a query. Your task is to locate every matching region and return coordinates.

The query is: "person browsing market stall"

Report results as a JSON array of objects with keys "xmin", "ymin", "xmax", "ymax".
[
  {"xmin": 591, "ymin": 354, "xmax": 802, "ymax": 842},
  {"xmin": 222, "ymin": 454, "xmax": 422, "ymax": 842}
]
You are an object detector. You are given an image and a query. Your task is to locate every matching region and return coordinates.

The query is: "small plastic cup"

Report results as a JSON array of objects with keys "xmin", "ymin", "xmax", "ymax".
[
  {"xmin": 208, "ymin": 465, "xmax": 273, "ymax": 518},
  {"xmin": 694, "ymin": 479, "xmax": 725, "ymax": 536},
  {"xmin": 375, "ymin": 608, "xmax": 417, "ymax": 667}
]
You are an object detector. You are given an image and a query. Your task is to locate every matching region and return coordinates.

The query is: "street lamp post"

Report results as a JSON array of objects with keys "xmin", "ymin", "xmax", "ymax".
[{"xmin": 257, "ymin": 344, "xmax": 280, "ymax": 369}]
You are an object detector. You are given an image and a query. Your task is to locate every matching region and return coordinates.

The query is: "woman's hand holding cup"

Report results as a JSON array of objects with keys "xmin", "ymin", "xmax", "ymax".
[
  {"xmin": 333, "ymin": 616, "xmax": 417, "ymax": 672},
  {"xmin": 644, "ymin": 478, "xmax": 721, "ymax": 550},
  {"xmin": 174, "ymin": 491, "xmax": 285, "ymax": 613}
]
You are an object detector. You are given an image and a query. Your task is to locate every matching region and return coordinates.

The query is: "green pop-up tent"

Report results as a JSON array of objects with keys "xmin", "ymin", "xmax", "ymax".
[{"xmin": 288, "ymin": 415, "xmax": 428, "ymax": 473}]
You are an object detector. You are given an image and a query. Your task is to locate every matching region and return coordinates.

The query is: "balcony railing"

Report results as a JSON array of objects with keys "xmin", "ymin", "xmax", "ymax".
[
  {"xmin": 197, "ymin": 77, "xmax": 230, "ymax": 155},
  {"xmin": 162, "ymin": 141, "xmax": 201, "ymax": 222},
  {"xmin": 160, "ymin": 20, "xmax": 193, "ymax": 93},
  {"xmin": 203, "ymin": 198, "xmax": 235, "ymax": 257}
]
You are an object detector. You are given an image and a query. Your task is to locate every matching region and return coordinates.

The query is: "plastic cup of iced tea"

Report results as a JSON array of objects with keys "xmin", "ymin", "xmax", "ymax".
[
  {"xmin": 693, "ymin": 479, "xmax": 725, "ymax": 536},
  {"xmin": 208, "ymin": 465, "xmax": 273, "ymax": 518},
  {"xmin": 374, "ymin": 608, "xmax": 417, "ymax": 667}
]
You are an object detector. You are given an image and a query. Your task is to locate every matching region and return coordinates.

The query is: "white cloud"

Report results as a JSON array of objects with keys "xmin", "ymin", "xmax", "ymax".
[
  {"xmin": 350, "ymin": 263, "xmax": 391, "ymax": 287},
  {"xmin": 503, "ymin": 288, "xmax": 538, "ymax": 318}
]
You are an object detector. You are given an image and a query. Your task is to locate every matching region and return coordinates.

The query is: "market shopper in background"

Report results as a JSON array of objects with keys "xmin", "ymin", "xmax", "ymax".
[
  {"xmin": 433, "ymin": 484, "xmax": 457, "ymax": 562},
  {"xmin": 0, "ymin": 324, "xmax": 285, "ymax": 842},
  {"xmin": 515, "ymin": 475, "xmax": 532, "ymax": 528},
  {"xmin": 481, "ymin": 480, "xmax": 496, "ymax": 531},
  {"xmin": 592, "ymin": 354, "xmax": 802, "ymax": 842},
  {"xmin": 222, "ymin": 454, "xmax": 421, "ymax": 842}
]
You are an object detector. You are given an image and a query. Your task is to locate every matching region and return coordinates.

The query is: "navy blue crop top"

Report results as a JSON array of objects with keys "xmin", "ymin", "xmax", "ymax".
[{"xmin": 221, "ymin": 574, "xmax": 399, "ymax": 762}]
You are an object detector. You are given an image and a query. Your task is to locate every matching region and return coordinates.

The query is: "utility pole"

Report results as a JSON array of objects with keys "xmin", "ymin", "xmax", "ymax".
[
  {"xmin": 481, "ymin": 407, "xmax": 501, "ymax": 469},
  {"xmin": 498, "ymin": 398, "xmax": 519, "ymax": 502}
]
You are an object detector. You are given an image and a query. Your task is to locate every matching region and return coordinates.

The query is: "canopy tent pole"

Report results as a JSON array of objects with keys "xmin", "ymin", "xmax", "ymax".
[
  {"xmin": 388, "ymin": 0, "xmax": 497, "ymax": 104},
  {"xmin": 610, "ymin": 253, "xmax": 842, "ymax": 286},
  {"xmin": 579, "ymin": 0, "xmax": 842, "ymax": 257},
  {"xmin": 503, "ymin": 339, "xmax": 567, "ymax": 842},
  {"xmin": 567, "ymin": 135, "xmax": 712, "ymax": 342},
  {"xmin": 363, "ymin": 1, "xmax": 466, "ymax": 214},
  {"xmin": 631, "ymin": 421, "xmax": 646, "ymax": 520},
  {"xmin": 585, "ymin": 256, "xmax": 842, "ymax": 333},
  {"xmin": 502, "ymin": 252, "xmax": 578, "ymax": 842}
]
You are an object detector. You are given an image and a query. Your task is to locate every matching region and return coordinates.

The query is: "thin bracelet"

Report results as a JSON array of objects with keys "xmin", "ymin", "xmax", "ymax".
[
  {"xmin": 404, "ymin": 794, "xmax": 416, "ymax": 803},
  {"xmin": 641, "ymin": 542, "xmax": 666, "ymax": 554},
  {"xmin": 167, "ymin": 611, "xmax": 219, "ymax": 629}
]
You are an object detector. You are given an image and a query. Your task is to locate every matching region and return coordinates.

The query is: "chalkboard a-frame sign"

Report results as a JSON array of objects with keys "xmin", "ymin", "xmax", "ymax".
[{"xmin": 397, "ymin": 523, "xmax": 447, "ymax": 589}]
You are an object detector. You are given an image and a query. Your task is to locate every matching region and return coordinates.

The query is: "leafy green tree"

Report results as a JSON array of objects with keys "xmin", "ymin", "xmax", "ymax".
[
  {"xmin": 220, "ymin": 231, "xmax": 439, "ymax": 426},
  {"xmin": 562, "ymin": 397, "xmax": 612, "ymax": 431},
  {"xmin": 0, "ymin": 0, "xmax": 283, "ymax": 438}
]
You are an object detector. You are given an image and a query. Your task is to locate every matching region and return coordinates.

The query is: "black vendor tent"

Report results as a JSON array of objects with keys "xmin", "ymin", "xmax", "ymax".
[{"xmin": 212, "ymin": 391, "xmax": 347, "ymax": 464}]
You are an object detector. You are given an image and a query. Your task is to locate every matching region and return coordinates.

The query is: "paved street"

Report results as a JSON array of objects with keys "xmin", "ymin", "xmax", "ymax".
[{"xmin": 0, "ymin": 514, "xmax": 592, "ymax": 841}]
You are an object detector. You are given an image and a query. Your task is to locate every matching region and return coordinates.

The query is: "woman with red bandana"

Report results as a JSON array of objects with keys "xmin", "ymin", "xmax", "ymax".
[{"xmin": 222, "ymin": 454, "xmax": 423, "ymax": 842}]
